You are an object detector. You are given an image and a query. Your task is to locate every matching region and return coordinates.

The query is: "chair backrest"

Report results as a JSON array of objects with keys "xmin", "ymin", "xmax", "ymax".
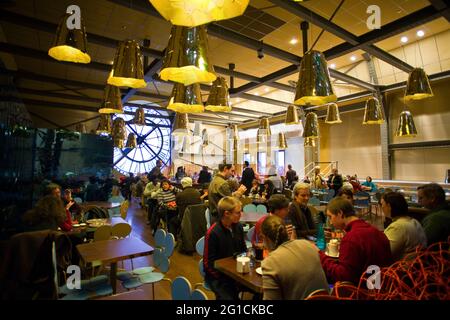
[
  {"xmin": 331, "ymin": 281, "xmax": 358, "ymax": 300},
  {"xmin": 327, "ymin": 189, "xmax": 335, "ymax": 197},
  {"xmin": 308, "ymin": 197, "xmax": 321, "ymax": 206},
  {"xmin": 256, "ymin": 204, "xmax": 267, "ymax": 214},
  {"xmin": 154, "ymin": 229, "xmax": 167, "ymax": 248},
  {"xmin": 111, "ymin": 223, "xmax": 132, "ymax": 239},
  {"xmin": 164, "ymin": 233, "xmax": 175, "ymax": 258},
  {"xmin": 305, "ymin": 288, "xmax": 335, "ymax": 300},
  {"xmin": 120, "ymin": 200, "xmax": 129, "ymax": 219},
  {"xmin": 198, "ymin": 258, "xmax": 205, "ymax": 278},
  {"xmin": 247, "ymin": 226, "xmax": 255, "ymax": 242},
  {"xmin": 153, "ymin": 248, "xmax": 170, "ymax": 273},
  {"xmin": 195, "ymin": 236, "xmax": 205, "ymax": 256},
  {"xmin": 191, "ymin": 289, "xmax": 208, "ymax": 300},
  {"xmin": 243, "ymin": 204, "xmax": 257, "ymax": 213},
  {"xmin": 171, "ymin": 276, "xmax": 192, "ymax": 300},
  {"xmin": 205, "ymin": 208, "xmax": 211, "ymax": 229},
  {"xmin": 94, "ymin": 225, "xmax": 112, "ymax": 242}
]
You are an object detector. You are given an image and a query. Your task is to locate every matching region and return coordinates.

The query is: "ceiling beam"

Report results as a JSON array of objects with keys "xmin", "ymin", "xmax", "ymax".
[{"xmin": 428, "ymin": 0, "xmax": 450, "ymax": 22}]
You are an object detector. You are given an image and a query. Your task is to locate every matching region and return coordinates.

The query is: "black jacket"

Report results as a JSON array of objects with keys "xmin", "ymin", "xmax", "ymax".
[
  {"xmin": 203, "ymin": 221, "xmax": 246, "ymax": 282},
  {"xmin": 288, "ymin": 202, "xmax": 317, "ymax": 238},
  {"xmin": 197, "ymin": 170, "xmax": 211, "ymax": 184},
  {"xmin": 241, "ymin": 167, "xmax": 255, "ymax": 190},
  {"xmin": 176, "ymin": 187, "xmax": 202, "ymax": 219},
  {"xmin": 327, "ymin": 174, "xmax": 343, "ymax": 192}
]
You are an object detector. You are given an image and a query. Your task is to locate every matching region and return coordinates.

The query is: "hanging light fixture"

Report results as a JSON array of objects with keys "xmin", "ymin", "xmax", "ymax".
[
  {"xmin": 75, "ymin": 123, "xmax": 87, "ymax": 133},
  {"xmin": 149, "ymin": 0, "xmax": 250, "ymax": 27},
  {"xmin": 396, "ymin": 110, "xmax": 418, "ymax": 137},
  {"xmin": 167, "ymin": 83, "xmax": 204, "ymax": 113},
  {"xmin": 160, "ymin": 25, "xmax": 216, "ymax": 85},
  {"xmin": 404, "ymin": 68, "xmax": 433, "ymax": 101},
  {"xmin": 108, "ymin": 40, "xmax": 147, "ymax": 88},
  {"xmin": 304, "ymin": 137, "xmax": 316, "ymax": 147},
  {"xmin": 257, "ymin": 117, "xmax": 272, "ymax": 137},
  {"xmin": 98, "ymin": 84, "xmax": 123, "ymax": 114},
  {"xmin": 134, "ymin": 107, "xmax": 146, "ymax": 126},
  {"xmin": 303, "ymin": 112, "xmax": 319, "ymax": 138},
  {"xmin": 193, "ymin": 121, "xmax": 202, "ymax": 136},
  {"xmin": 201, "ymin": 128, "xmax": 209, "ymax": 146},
  {"xmin": 294, "ymin": 50, "xmax": 337, "ymax": 106},
  {"xmin": 277, "ymin": 132, "xmax": 288, "ymax": 150},
  {"xmin": 285, "ymin": 105, "xmax": 300, "ymax": 125},
  {"xmin": 112, "ymin": 118, "xmax": 126, "ymax": 148},
  {"xmin": 96, "ymin": 114, "xmax": 112, "ymax": 135},
  {"xmin": 172, "ymin": 112, "xmax": 190, "ymax": 136},
  {"xmin": 363, "ymin": 97, "xmax": 385, "ymax": 124},
  {"xmin": 205, "ymin": 76, "xmax": 232, "ymax": 112},
  {"xmin": 48, "ymin": 13, "xmax": 91, "ymax": 64},
  {"xmin": 125, "ymin": 133, "xmax": 137, "ymax": 148},
  {"xmin": 325, "ymin": 103, "xmax": 342, "ymax": 124}
]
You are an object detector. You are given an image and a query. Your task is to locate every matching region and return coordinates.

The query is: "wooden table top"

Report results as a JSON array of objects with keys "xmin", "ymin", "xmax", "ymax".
[
  {"xmin": 215, "ymin": 257, "xmax": 263, "ymax": 294},
  {"xmin": 77, "ymin": 237, "xmax": 154, "ymax": 264},
  {"xmin": 241, "ymin": 211, "xmax": 264, "ymax": 223},
  {"xmin": 81, "ymin": 201, "xmax": 121, "ymax": 209}
]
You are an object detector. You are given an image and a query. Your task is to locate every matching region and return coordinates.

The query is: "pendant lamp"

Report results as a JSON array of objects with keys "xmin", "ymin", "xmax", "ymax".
[
  {"xmin": 404, "ymin": 68, "xmax": 433, "ymax": 101},
  {"xmin": 304, "ymin": 137, "xmax": 316, "ymax": 147},
  {"xmin": 206, "ymin": 76, "xmax": 232, "ymax": 112},
  {"xmin": 294, "ymin": 50, "xmax": 337, "ymax": 106},
  {"xmin": 112, "ymin": 118, "xmax": 126, "ymax": 140},
  {"xmin": 108, "ymin": 40, "xmax": 147, "ymax": 88},
  {"xmin": 149, "ymin": 0, "xmax": 250, "ymax": 27},
  {"xmin": 285, "ymin": 105, "xmax": 300, "ymax": 125},
  {"xmin": 172, "ymin": 113, "xmax": 190, "ymax": 136},
  {"xmin": 98, "ymin": 84, "xmax": 124, "ymax": 114},
  {"xmin": 48, "ymin": 13, "xmax": 91, "ymax": 63},
  {"xmin": 277, "ymin": 132, "xmax": 288, "ymax": 150},
  {"xmin": 134, "ymin": 107, "xmax": 146, "ymax": 126},
  {"xmin": 160, "ymin": 25, "xmax": 216, "ymax": 85},
  {"xmin": 125, "ymin": 133, "xmax": 137, "ymax": 148},
  {"xmin": 96, "ymin": 114, "xmax": 112, "ymax": 134},
  {"xmin": 396, "ymin": 110, "xmax": 418, "ymax": 137},
  {"xmin": 257, "ymin": 117, "xmax": 272, "ymax": 137},
  {"xmin": 167, "ymin": 83, "xmax": 204, "ymax": 113},
  {"xmin": 303, "ymin": 112, "xmax": 319, "ymax": 138},
  {"xmin": 363, "ymin": 97, "xmax": 385, "ymax": 124},
  {"xmin": 325, "ymin": 103, "xmax": 342, "ymax": 124}
]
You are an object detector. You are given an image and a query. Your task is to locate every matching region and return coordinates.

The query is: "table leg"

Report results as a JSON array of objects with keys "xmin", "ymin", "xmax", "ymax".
[{"xmin": 110, "ymin": 262, "xmax": 117, "ymax": 294}]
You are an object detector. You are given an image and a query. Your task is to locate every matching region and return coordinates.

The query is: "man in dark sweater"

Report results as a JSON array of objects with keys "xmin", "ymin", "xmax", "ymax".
[
  {"xmin": 320, "ymin": 197, "xmax": 393, "ymax": 285},
  {"xmin": 240, "ymin": 161, "xmax": 255, "ymax": 194},
  {"xmin": 285, "ymin": 164, "xmax": 297, "ymax": 188},
  {"xmin": 327, "ymin": 168, "xmax": 343, "ymax": 196},
  {"xmin": 204, "ymin": 196, "xmax": 247, "ymax": 300},
  {"xmin": 176, "ymin": 177, "xmax": 202, "ymax": 222}
]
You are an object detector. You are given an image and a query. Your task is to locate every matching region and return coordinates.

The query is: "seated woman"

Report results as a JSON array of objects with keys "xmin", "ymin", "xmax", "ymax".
[
  {"xmin": 108, "ymin": 185, "xmax": 125, "ymax": 217},
  {"xmin": 382, "ymin": 192, "xmax": 427, "ymax": 261},
  {"xmin": 261, "ymin": 215, "xmax": 329, "ymax": 300},
  {"xmin": 153, "ymin": 179, "xmax": 181, "ymax": 235},
  {"xmin": 262, "ymin": 180, "xmax": 276, "ymax": 200},
  {"xmin": 361, "ymin": 176, "xmax": 377, "ymax": 192},
  {"xmin": 23, "ymin": 195, "xmax": 68, "ymax": 231},
  {"xmin": 249, "ymin": 179, "xmax": 261, "ymax": 197}
]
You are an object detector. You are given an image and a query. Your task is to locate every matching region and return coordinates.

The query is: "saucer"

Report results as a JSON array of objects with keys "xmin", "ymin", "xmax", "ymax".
[{"xmin": 255, "ymin": 267, "xmax": 263, "ymax": 275}]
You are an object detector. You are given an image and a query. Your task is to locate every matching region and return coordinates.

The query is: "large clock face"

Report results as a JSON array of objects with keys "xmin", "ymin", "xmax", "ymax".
[{"xmin": 113, "ymin": 102, "xmax": 171, "ymax": 175}]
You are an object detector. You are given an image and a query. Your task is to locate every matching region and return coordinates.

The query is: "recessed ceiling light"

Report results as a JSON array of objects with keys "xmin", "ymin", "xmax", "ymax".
[
  {"xmin": 350, "ymin": 56, "xmax": 356, "ymax": 61},
  {"xmin": 401, "ymin": 36, "xmax": 408, "ymax": 43},
  {"xmin": 254, "ymin": 92, "xmax": 259, "ymax": 96},
  {"xmin": 264, "ymin": 87, "xmax": 270, "ymax": 93},
  {"xmin": 330, "ymin": 63, "xmax": 336, "ymax": 69},
  {"xmin": 289, "ymin": 38, "xmax": 298, "ymax": 45},
  {"xmin": 417, "ymin": 30, "xmax": 425, "ymax": 37}
]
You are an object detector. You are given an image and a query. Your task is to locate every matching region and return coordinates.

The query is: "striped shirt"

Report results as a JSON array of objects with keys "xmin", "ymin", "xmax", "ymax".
[{"xmin": 156, "ymin": 187, "xmax": 181, "ymax": 206}]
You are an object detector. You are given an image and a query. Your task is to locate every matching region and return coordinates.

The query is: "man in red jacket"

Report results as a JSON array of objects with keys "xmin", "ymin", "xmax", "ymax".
[{"xmin": 320, "ymin": 197, "xmax": 393, "ymax": 285}]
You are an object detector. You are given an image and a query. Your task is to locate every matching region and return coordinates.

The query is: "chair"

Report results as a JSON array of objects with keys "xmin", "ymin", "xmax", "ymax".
[
  {"xmin": 108, "ymin": 196, "xmax": 124, "ymax": 217},
  {"xmin": 163, "ymin": 232, "xmax": 175, "ymax": 258},
  {"xmin": 308, "ymin": 197, "xmax": 321, "ymax": 206},
  {"xmin": 243, "ymin": 204, "xmax": 257, "ymax": 213},
  {"xmin": 331, "ymin": 281, "xmax": 358, "ymax": 300},
  {"xmin": 195, "ymin": 236, "xmax": 205, "ymax": 256},
  {"xmin": 194, "ymin": 258, "xmax": 211, "ymax": 291},
  {"xmin": 93, "ymin": 225, "xmax": 112, "ymax": 242},
  {"xmin": 191, "ymin": 289, "xmax": 208, "ymax": 300},
  {"xmin": 171, "ymin": 276, "xmax": 192, "ymax": 300},
  {"xmin": 154, "ymin": 229, "xmax": 167, "ymax": 248},
  {"xmin": 246, "ymin": 226, "xmax": 255, "ymax": 248},
  {"xmin": 256, "ymin": 204, "xmax": 267, "ymax": 214},
  {"xmin": 111, "ymin": 223, "xmax": 132, "ymax": 239},
  {"xmin": 120, "ymin": 200, "xmax": 130, "ymax": 220},
  {"xmin": 322, "ymin": 189, "xmax": 334, "ymax": 204},
  {"xmin": 354, "ymin": 191, "xmax": 373, "ymax": 221},
  {"xmin": 304, "ymin": 288, "xmax": 336, "ymax": 300}
]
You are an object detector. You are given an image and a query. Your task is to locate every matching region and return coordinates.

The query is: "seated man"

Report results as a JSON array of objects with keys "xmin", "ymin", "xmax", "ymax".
[
  {"xmin": 288, "ymin": 183, "xmax": 317, "ymax": 239},
  {"xmin": 203, "ymin": 196, "xmax": 247, "ymax": 300},
  {"xmin": 320, "ymin": 197, "xmax": 392, "ymax": 285},
  {"xmin": 176, "ymin": 177, "xmax": 202, "ymax": 227},
  {"xmin": 418, "ymin": 183, "xmax": 450, "ymax": 245}
]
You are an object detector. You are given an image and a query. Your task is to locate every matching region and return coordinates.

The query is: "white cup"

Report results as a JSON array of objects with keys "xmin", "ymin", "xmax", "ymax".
[
  {"xmin": 236, "ymin": 256, "xmax": 250, "ymax": 273},
  {"xmin": 327, "ymin": 239, "xmax": 339, "ymax": 257}
]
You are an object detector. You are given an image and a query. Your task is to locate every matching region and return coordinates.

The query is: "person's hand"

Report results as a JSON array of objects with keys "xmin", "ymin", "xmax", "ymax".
[
  {"xmin": 65, "ymin": 201, "xmax": 74, "ymax": 210},
  {"xmin": 237, "ymin": 185, "xmax": 247, "ymax": 194},
  {"xmin": 286, "ymin": 225, "xmax": 296, "ymax": 240}
]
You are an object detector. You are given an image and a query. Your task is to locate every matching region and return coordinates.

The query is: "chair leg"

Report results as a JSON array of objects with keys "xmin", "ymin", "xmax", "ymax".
[{"xmin": 152, "ymin": 283, "xmax": 155, "ymax": 300}]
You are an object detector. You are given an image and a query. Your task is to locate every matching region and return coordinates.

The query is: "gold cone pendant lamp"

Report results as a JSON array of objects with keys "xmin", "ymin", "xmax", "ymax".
[
  {"xmin": 285, "ymin": 105, "xmax": 300, "ymax": 125},
  {"xmin": 257, "ymin": 118, "xmax": 272, "ymax": 137},
  {"xmin": 96, "ymin": 114, "xmax": 112, "ymax": 134},
  {"xmin": 48, "ymin": 13, "xmax": 91, "ymax": 64},
  {"xmin": 112, "ymin": 118, "xmax": 126, "ymax": 140},
  {"xmin": 325, "ymin": 103, "xmax": 342, "ymax": 124},
  {"xmin": 304, "ymin": 137, "xmax": 316, "ymax": 147},
  {"xmin": 168, "ymin": 83, "xmax": 204, "ymax": 113},
  {"xmin": 99, "ymin": 84, "xmax": 124, "ymax": 114},
  {"xmin": 294, "ymin": 50, "xmax": 337, "ymax": 106},
  {"xmin": 206, "ymin": 76, "xmax": 231, "ymax": 112},
  {"xmin": 404, "ymin": 68, "xmax": 433, "ymax": 101},
  {"xmin": 277, "ymin": 132, "xmax": 288, "ymax": 150},
  {"xmin": 150, "ymin": 0, "xmax": 250, "ymax": 27},
  {"xmin": 363, "ymin": 97, "xmax": 385, "ymax": 124},
  {"xmin": 134, "ymin": 107, "xmax": 146, "ymax": 126},
  {"xmin": 108, "ymin": 40, "xmax": 147, "ymax": 88},
  {"xmin": 160, "ymin": 25, "xmax": 216, "ymax": 85},
  {"xmin": 125, "ymin": 133, "xmax": 137, "ymax": 148},
  {"xmin": 172, "ymin": 113, "xmax": 190, "ymax": 136},
  {"xmin": 396, "ymin": 110, "xmax": 418, "ymax": 137},
  {"xmin": 303, "ymin": 112, "xmax": 319, "ymax": 138}
]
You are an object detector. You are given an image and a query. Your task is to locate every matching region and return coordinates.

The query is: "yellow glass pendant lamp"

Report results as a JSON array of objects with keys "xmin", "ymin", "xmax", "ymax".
[
  {"xmin": 48, "ymin": 13, "xmax": 91, "ymax": 63},
  {"xmin": 396, "ymin": 110, "xmax": 418, "ymax": 137},
  {"xmin": 257, "ymin": 117, "xmax": 272, "ymax": 137},
  {"xmin": 98, "ymin": 85, "xmax": 123, "ymax": 114},
  {"xmin": 112, "ymin": 118, "xmax": 127, "ymax": 140},
  {"xmin": 277, "ymin": 132, "xmax": 288, "ymax": 150},
  {"xmin": 363, "ymin": 97, "xmax": 385, "ymax": 124},
  {"xmin": 294, "ymin": 50, "xmax": 337, "ymax": 106},
  {"xmin": 96, "ymin": 114, "xmax": 112, "ymax": 134},
  {"xmin": 160, "ymin": 25, "xmax": 216, "ymax": 85},
  {"xmin": 168, "ymin": 83, "xmax": 204, "ymax": 113},
  {"xmin": 404, "ymin": 68, "xmax": 433, "ymax": 101},
  {"xmin": 303, "ymin": 112, "xmax": 319, "ymax": 138},
  {"xmin": 206, "ymin": 77, "xmax": 232, "ymax": 112},
  {"xmin": 108, "ymin": 40, "xmax": 147, "ymax": 88},
  {"xmin": 285, "ymin": 105, "xmax": 300, "ymax": 125},
  {"xmin": 325, "ymin": 103, "xmax": 342, "ymax": 124},
  {"xmin": 149, "ymin": 0, "xmax": 250, "ymax": 27},
  {"xmin": 134, "ymin": 107, "xmax": 146, "ymax": 126},
  {"xmin": 125, "ymin": 133, "xmax": 137, "ymax": 148},
  {"xmin": 304, "ymin": 137, "xmax": 316, "ymax": 147},
  {"xmin": 172, "ymin": 112, "xmax": 190, "ymax": 136}
]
